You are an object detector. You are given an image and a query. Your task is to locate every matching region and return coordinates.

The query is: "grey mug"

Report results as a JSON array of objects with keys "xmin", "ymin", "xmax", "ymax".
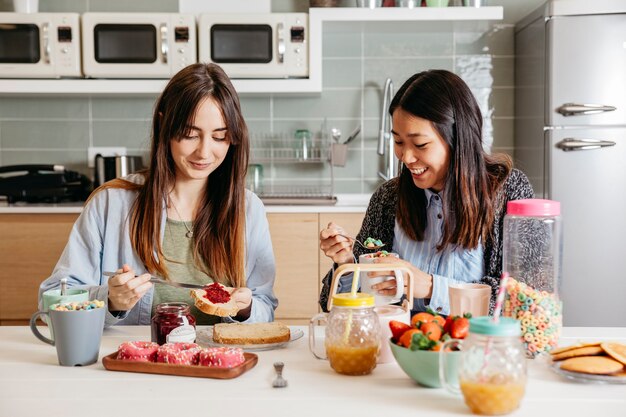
[{"xmin": 30, "ymin": 304, "xmax": 105, "ymax": 366}]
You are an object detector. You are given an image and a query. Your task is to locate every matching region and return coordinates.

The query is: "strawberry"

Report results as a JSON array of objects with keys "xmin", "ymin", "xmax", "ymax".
[
  {"xmin": 450, "ymin": 315, "xmax": 471, "ymax": 339},
  {"xmin": 443, "ymin": 315, "xmax": 455, "ymax": 334},
  {"xmin": 389, "ymin": 320, "xmax": 412, "ymax": 343},
  {"xmin": 409, "ymin": 332, "xmax": 437, "ymax": 351},
  {"xmin": 410, "ymin": 312, "xmax": 434, "ymax": 328},
  {"xmin": 420, "ymin": 321, "xmax": 443, "ymax": 342},
  {"xmin": 399, "ymin": 329, "xmax": 422, "ymax": 348}
]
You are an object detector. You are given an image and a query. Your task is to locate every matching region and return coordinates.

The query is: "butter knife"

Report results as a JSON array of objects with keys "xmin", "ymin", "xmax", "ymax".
[{"xmin": 102, "ymin": 271, "xmax": 206, "ymax": 290}]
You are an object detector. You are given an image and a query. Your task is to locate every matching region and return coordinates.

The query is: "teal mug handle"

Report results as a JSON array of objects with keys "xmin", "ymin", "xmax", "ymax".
[
  {"xmin": 30, "ymin": 311, "xmax": 54, "ymax": 346},
  {"xmin": 439, "ymin": 339, "xmax": 463, "ymax": 394}
]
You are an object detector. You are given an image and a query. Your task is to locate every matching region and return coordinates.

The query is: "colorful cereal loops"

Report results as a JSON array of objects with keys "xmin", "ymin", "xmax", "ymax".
[
  {"xmin": 501, "ymin": 277, "xmax": 562, "ymax": 358},
  {"xmin": 52, "ymin": 300, "xmax": 105, "ymax": 311}
]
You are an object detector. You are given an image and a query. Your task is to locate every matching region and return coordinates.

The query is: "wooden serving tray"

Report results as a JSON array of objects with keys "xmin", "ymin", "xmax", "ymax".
[{"xmin": 102, "ymin": 351, "xmax": 258, "ymax": 379}]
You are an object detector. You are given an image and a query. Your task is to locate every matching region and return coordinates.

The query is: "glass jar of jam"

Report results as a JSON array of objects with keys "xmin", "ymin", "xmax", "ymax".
[{"xmin": 151, "ymin": 302, "xmax": 196, "ymax": 345}]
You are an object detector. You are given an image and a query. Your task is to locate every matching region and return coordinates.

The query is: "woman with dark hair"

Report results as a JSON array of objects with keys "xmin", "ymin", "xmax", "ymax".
[
  {"xmin": 319, "ymin": 69, "xmax": 533, "ymax": 314},
  {"xmin": 40, "ymin": 63, "xmax": 277, "ymax": 326}
]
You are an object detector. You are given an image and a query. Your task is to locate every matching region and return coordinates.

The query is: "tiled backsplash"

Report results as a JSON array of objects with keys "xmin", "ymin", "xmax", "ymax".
[{"xmin": 0, "ymin": 0, "xmax": 514, "ymax": 195}]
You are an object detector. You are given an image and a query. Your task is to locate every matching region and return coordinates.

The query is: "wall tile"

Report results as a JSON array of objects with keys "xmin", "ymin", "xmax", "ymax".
[
  {"xmin": 239, "ymin": 97, "xmax": 272, "ymax": 119},
  {"xmin": 364, "ymin": 22, "xmax": 454, "ymax": 57},
  {"xmin": 323, "ymin": 59, "xmax": 362, "ymax": 89},
  {"xmin": 92, "ymin": 120, "xmax": 151, "ymax": 149},
  {"xmin": 456, "ymin": 56, "xmax": 514, "ymax": 88},
  {"xmin": 1, "ymin": 121, "xmax": 89, "ymax": 149},
  {"xmin": 455, "ymin": 25, "xmax": 514, "ymax": 56},
  {"xmin": 273, "ymin": 90, "xmax": 361, "ymax": 119},
  {"xmin": 87, "ymin": 0, "xmax": 177, "ymax": 12},
  {"xmin": 91, "ymin": 97, "xmax": 156, "ymax": 120},
  {"xmin": 322, "ymin": 29, "xmax": 361, "ymax": 58},
  {"xmin": 39, "ymin": 0, "xmax": 88, "ymax": 12},
  {"xmin": 0, "ymin": 98, "xmax": 88, "ymax": 119}
]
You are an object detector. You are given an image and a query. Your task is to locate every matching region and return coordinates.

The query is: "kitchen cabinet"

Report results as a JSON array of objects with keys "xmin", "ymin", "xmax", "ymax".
[
  {"xmin": 0, "ymin": 214, "xmax": 78, "ymax": 325},
  {"xmin": 0, "ymin": 210, "xmax": 365, "ymax": 325},
  {"xmin": 267, "ymin": 213, "xmax": 320, "ymax": 324}
]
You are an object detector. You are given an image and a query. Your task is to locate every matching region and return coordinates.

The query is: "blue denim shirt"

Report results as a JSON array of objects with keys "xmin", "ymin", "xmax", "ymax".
[
  {"xmin": 394, "ymin": 188, "xmax": 484, "ymax": 315},
  {"xmin": 38, "ymin": 174, "xmax": 278, "ymax": 327}
]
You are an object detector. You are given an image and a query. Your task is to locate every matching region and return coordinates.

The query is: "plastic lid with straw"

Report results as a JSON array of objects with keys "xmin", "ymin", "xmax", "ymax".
[{"xmin": 331, "ymin": 267, "xmax": 375, "ymax": 308}]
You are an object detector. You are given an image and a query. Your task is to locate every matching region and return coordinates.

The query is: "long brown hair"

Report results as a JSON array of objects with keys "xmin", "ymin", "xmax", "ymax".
[
  {"xmin": 92, "ymin": 63, "xmax": 248, "ymax": 287},
  {"xmin": 389, "ymin": 70, "xmax": 511, "ymax": 250}
]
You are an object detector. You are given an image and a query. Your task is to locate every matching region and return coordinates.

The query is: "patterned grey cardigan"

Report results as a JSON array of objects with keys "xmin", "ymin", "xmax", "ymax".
[{"xmin": 319, "ymin": 169, "xmax": 534, "ymax": 313}]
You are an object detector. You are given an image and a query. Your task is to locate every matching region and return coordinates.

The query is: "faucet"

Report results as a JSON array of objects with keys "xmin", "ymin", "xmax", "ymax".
[{"xmin": 377, "ymin": 78, "xmax": 398, "ymax": 181}]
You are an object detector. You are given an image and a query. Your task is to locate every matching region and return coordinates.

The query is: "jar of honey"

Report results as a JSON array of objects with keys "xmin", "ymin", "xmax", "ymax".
[
  {"xmin": 151, "ymin": 302, "xmax": 196, "ymax": 345},
  {"xmin": 309, "ymin": 293, "xmax": 380, "ymax": 376},
  {"xmin": 440, "ymin": 317, "xmax": 527, "ymax": 415}
]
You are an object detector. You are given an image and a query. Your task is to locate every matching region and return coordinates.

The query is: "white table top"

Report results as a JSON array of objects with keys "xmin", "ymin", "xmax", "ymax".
[{"xmin": 1, "ymin": 326, "xmax": 625, "ymax": 417}]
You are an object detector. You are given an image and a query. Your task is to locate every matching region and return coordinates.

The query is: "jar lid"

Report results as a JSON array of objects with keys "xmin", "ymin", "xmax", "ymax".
[
  {"xmin": 332, "ymin": 293, "xmax": 375, "ymax": 307},
  {"xmin": 507, "ymin": 199, "xmax": 560, "ymax": 216},
  {"xmin": 469, "ymin": 317, "xmax": 521, "ymax": 337}
]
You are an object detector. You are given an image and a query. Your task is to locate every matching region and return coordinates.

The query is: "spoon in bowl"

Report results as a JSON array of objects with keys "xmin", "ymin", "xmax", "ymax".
[{"xmin": 337, "ymin": 233, "xmax": 386, "ymax": 250}]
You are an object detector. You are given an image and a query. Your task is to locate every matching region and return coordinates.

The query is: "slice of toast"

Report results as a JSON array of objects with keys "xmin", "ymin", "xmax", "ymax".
[
  {"xmin": 190, "ymin": 286, "xmax": 239, "ymax": 317},
  {"xmin": 213, "ymin": 322, "xmax": 291, "ymax": 345}
]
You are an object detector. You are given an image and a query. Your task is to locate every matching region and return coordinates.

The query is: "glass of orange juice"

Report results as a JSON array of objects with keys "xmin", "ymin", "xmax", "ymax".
[{"xmin": 440, "ymin": 317, "xmax": 527, "ymax": 415}]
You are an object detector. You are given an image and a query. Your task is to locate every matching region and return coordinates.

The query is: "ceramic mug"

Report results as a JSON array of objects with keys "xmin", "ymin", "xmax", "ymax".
[
  {"xmin": 41, "ymin": 288, "xmax": 89, "ymax": 336},
  {"xmin": 30, "ymin": 303, "xmax": 105, "ymax": 366},
  {"xmin": 375, "ymin": 303, "xmax": 410, "ymax": 363},
  {"xmin": 448, "ymin": 283, "xmax": 491, "ymax": 317},
  {"xmin": 358, "ymin": 253, "xmax": 404, "ymax": 306}
]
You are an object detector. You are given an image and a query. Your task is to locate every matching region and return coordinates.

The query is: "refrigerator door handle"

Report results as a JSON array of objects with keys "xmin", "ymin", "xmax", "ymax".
[
  {"xmin": 556, "ymin": 138, "xmax": 616, "ymax": 152},
  {"xmin": 557, "ymin": 103, "xmax": 617, "ymax": 116}
]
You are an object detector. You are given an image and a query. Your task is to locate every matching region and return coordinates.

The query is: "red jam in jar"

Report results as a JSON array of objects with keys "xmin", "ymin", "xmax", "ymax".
[{"xmin": 151, "ymin": 302, "xmax": 196, "ymax": 345}]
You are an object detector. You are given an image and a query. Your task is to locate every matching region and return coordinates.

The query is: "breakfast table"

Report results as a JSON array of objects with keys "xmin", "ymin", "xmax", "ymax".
[{"xmin": 1, "ymin": 326, "xmax": 625, "ymax": 417}]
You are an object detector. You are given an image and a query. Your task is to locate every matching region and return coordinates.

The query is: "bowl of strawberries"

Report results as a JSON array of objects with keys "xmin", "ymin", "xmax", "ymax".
[{"xmin": 388, "ymin": 311, "xmax": 471, "ymax": 388}]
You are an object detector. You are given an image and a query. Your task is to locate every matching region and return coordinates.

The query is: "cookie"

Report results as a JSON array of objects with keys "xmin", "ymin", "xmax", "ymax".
[
  {"xmin": 601, "ymin": 342, "xmax": 626, "ymax": 366},
  {"xmin": 550, "ymin": 342, "xmax": 601, "ymax": 356},
  {"xmin": 551, "ymin": 346, "xmax": 604, "ymax": 361},
  {"xmin": 560, "ymin": 356, "xmax": 624, "ymax": 375}
]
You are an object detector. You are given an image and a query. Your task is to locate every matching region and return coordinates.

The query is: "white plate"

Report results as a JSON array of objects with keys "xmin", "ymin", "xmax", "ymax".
[
  {"xmin": 550, "ymin": 360, "xmax": 626, "ymax": 384},
  {"xmin": 197, "ymin": 327, "xmax": 304, "ymax": 352}
]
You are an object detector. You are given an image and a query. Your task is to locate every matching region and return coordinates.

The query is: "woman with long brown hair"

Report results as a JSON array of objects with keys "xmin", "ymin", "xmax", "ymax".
[
  {"xmin": 319, "ymin": 70, "xmax": 533, "ymax": 314},
  {"xmin": 40, "ymin": 63, "xmax": 277, "ymax": 326}
]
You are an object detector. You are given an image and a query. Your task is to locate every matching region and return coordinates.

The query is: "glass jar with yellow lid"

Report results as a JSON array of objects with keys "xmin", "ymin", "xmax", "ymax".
[{"xmin": 309, "ymin": 292, "xmax": 381, "ymax": 376}]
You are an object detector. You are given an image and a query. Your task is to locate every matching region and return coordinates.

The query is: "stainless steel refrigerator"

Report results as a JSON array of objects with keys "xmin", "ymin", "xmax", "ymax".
[{"xmin": 515, "ymin": 0, "xmax": 626, "ymax": 326}]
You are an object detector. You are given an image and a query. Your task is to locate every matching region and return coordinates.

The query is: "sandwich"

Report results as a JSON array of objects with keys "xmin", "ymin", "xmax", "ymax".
[{"xmin": 190, "ymin": 282, "xmax": 239, "ymax": 317}]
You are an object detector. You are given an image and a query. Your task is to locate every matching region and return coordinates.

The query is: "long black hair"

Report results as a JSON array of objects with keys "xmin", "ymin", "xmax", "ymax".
[{"xmin": 390, "ymin": 69, "xmax": 511, "ymax": 250}]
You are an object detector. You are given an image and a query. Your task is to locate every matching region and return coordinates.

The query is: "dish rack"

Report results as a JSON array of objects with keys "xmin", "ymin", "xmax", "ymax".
[{"xmin": 248, "ymin": 128, "xmax": 338, "ymax": 205}]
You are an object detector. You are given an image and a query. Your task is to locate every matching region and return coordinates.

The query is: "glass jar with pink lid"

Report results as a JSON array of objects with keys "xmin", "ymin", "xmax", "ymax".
[{"xmin": 501, "ymin": 199, "xmax": 563, "ymax": 358}]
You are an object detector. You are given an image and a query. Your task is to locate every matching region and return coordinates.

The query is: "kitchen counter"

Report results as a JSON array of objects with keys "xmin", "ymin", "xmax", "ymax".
[
  {"xmin": 1, "ymin": 326, "xmax": 625, "ymax": 417},
  {"xmin": 0, "ymin": 194, "xmax": 370, "ymax": 214}
]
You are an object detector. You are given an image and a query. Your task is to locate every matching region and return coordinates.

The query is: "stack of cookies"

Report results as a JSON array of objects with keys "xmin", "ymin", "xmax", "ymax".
[{"xmin": 551, "ymin": 342, "xmax": 626, "ymax": 377}]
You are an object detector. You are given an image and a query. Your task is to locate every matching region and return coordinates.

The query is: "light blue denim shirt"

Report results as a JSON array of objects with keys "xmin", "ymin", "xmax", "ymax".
[
  {"xmin": 38, "ymin": 174, "xmax": 278, "ymax": 327},
  {"xmin": 394, "ymin": 188, "xmax": 484, "ymax": 315}
]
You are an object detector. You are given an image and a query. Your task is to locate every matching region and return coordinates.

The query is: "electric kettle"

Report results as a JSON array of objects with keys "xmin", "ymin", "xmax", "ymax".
[{"xmin": 94, "ymin": 154, "xmax": 143, "ymax": 187}]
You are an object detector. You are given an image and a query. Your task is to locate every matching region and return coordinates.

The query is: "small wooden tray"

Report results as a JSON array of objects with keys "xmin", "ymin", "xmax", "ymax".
[{"xmin": 102, "ymin": 351, "xmax": 258, "ymax": 379}]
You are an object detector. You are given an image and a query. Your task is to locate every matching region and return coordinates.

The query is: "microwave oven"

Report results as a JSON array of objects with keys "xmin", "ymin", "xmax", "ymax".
[
  {"xmin": 81, "ymin": 13, "xmax": 196, "ymax": 78},
  {"xmin": 198, "ymin": 13, "xmax": 308, "ymax": 79},
  {"xmin": 0, "ymin": 13, "xmax": 81, "ymax": 78}
]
